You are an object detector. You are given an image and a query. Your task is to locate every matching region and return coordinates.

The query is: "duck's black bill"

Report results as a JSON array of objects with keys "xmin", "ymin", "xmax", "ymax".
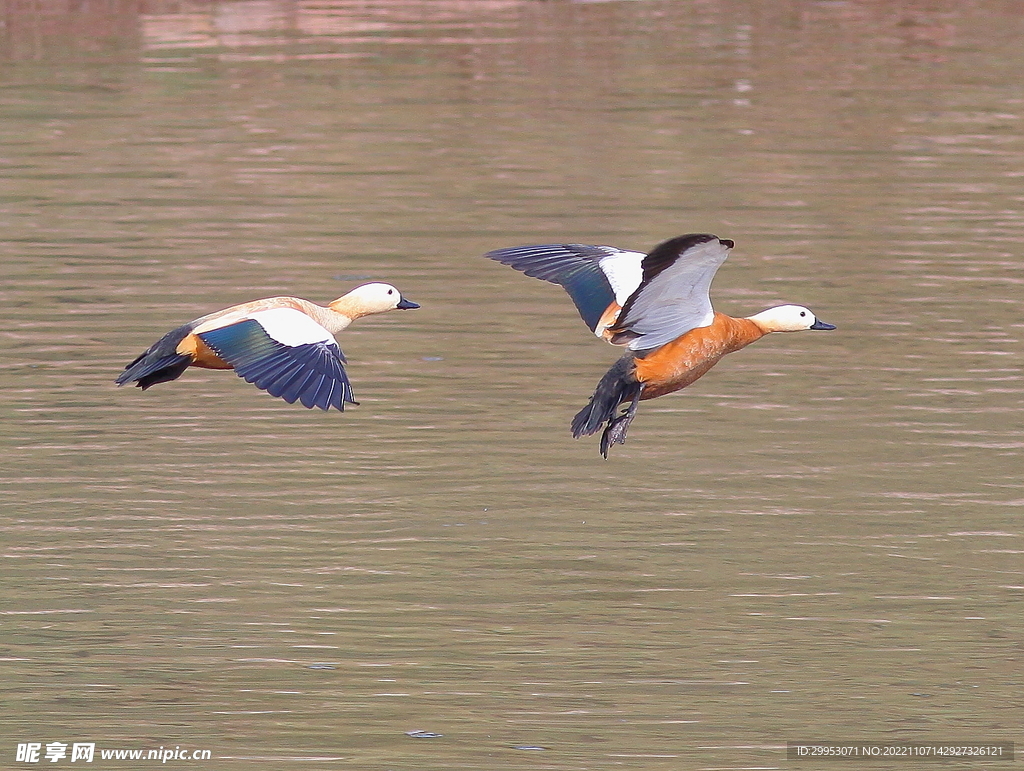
[
  {"xmin": 397, "ymin": 298, "xmax": 420, "ymax": 310},
  {"xmin": 810, "ymin": 319, "xmax": 836, "ymax": 330}
]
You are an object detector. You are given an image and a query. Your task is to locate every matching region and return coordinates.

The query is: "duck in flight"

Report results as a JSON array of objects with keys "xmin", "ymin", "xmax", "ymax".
[
  {"xmin": 486, "ymin": 234, "xmax": 835, "ymax": 456},
  {"xmin": 116, "ymin": 283, "xmax": 419, "ymax": 411}
]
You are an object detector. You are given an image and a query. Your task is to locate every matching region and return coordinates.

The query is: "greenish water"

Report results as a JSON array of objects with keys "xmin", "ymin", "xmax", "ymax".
[{"xmin": 2, "ymin": 2, "xmax": 1022, "ymax": 769}]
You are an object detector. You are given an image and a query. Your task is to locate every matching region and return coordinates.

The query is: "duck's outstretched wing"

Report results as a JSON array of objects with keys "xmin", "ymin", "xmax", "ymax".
[
  {"xmin": 609, "ymin": 234, "xmax": 733, "ymax": 352},
  {"xmin": 197, "ymin": 308, "xmax": 356, "ymax": 411},
  {"xmin": 485, "ymin": 243, "xmax": 644, "ymax": 335}
]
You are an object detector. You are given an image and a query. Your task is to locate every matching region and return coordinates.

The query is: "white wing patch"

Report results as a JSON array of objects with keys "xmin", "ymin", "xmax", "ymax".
[
  {"xmin": 248, "ymin": 307, "xmax": 335, "ymax": 347},
  {"xmin": 598, "ymin": 250, "xmax": 645, "ymax": 305}
]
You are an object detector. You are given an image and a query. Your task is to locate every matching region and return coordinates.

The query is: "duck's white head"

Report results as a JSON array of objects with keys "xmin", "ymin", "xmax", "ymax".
[
  {"xmin": 747, "ymin": 304, "xmax": 835, "ymax": 333},
  {"xmin": 330, "ymin": 282, "xmax": 419, "ymax": 318}
]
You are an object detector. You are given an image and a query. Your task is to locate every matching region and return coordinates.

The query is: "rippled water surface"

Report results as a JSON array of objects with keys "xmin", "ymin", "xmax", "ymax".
[{"xmin": 2, "ymin": 2, "xmax": 1023, "ymax": 768}]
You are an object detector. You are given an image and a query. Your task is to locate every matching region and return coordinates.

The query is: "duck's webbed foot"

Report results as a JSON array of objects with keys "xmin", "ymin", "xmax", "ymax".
[{"xmin": 599, "ymin": 388, "xmax": 642, "ymax": 458}]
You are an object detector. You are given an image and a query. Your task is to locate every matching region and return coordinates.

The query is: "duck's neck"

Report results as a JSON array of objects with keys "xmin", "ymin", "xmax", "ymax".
[
  {"xmin": 303, "ymin": 298, "xmax": 357, "ymax": 334},
  {"xmin": 723, "ymin": 313, "xmax": 770, "ymax": 351},
  {"xmin": 743, "ymin": 310, "xmax": 785, "ymax": 335}
]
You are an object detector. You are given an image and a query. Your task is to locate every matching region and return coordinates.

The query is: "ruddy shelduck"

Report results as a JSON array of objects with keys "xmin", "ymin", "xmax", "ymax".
[
  {"xmin": 116, "ymin": 283, "xmax": 419, "ymax": 410},
  {"xmin": 486, "ymin": 233, "xmax": 835, "ymax": 456}
]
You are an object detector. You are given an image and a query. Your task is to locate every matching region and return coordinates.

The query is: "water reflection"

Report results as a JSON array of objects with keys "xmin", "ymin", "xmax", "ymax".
[{"xmin": 138, "ymin": 0, "xmax": 528, "ymax": 53}]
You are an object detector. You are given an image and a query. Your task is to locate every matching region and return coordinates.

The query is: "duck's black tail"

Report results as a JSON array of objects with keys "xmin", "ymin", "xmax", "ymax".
[
  {"xmin": 115, "ymin": 323, "xmax": 195, "ymax": 390},
  {"xmin": 571, "ymin": 355, "xmax": 644, "ymax": 458}
]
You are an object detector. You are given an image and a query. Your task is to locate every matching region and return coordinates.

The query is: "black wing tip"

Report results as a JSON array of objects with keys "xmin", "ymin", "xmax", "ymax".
[
  {"xmin": 646, "ymin": 233, "xmax": 729, "ymax": 261},
  {"xmin": 484, "ymin": 243, "xmax": 617, "ymax": 266},
  {"xmin": 638, "ymin": 233, "xmax": 729, "ymax": 284},
  {"xmin": 484, "ymin": 246, "xmax": 533, "ymax": 264},
  {"xmin": 263, "ymin": 365, "xmax": 356, "ymax": 412},
  {"xmin": 292, "ymin": 391, "xmax": 354, "ymax": 411}
]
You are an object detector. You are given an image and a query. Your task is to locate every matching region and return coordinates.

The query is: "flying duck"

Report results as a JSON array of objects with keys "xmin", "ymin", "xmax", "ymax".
[
  {"xmin": 486, "ymin": 234, "xmax": 835, "ymax": 456},
  {"xmin": 116, "ymin": 282, "xmax": 419, "ymax": 410}
]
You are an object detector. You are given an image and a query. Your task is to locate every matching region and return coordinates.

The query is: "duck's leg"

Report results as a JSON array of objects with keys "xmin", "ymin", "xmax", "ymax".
[{"xmin": 599, "ymin": 386, "xmax": 643, "ymax": 458}]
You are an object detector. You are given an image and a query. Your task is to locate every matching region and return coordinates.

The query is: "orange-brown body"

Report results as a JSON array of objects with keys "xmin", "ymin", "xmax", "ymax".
[{"xmin": 633, "ymin": 313, "xmax": 766, "ymax": 399}]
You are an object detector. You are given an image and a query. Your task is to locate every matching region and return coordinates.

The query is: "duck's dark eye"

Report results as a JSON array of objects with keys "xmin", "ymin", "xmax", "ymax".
[
  {"xmin": 799, "ymin": 311, "xmax": 806, "ymax": 317},
  {"xmin": 388, "ymin": 289, "xmax": 394, "ymax": 295}
]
